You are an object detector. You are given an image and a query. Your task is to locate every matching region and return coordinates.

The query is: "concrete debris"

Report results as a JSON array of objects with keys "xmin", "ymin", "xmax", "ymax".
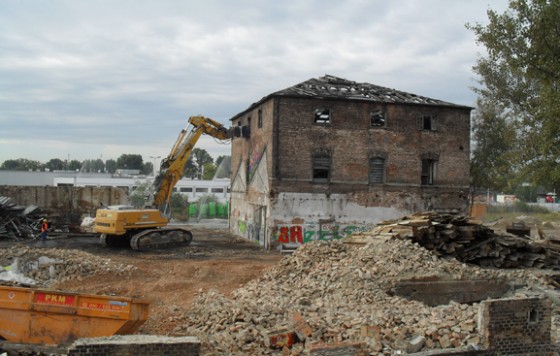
[
  {"xmin": 173, "ymin": 234, "xmax": 556, "ymax": 355},
  {"xmin": 0, "ymin": 246, "xmax": 136, "ymax": 287}
]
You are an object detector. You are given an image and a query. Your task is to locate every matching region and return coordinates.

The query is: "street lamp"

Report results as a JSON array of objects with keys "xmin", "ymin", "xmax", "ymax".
[{"xmin": 149, "ymin": 156, "xmax": 161, "ymax": 176}]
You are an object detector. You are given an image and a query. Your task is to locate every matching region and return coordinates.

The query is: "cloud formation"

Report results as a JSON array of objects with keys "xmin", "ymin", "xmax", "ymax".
[{"xmin": 0, "ymin": 0, "xmax": 508, "ymax": 165}]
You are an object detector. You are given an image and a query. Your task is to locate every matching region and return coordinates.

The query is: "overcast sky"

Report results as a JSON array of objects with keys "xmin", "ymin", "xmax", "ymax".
[{"xmin": 0, "ymin": 0, "xmax": 510, "ymax": 167}]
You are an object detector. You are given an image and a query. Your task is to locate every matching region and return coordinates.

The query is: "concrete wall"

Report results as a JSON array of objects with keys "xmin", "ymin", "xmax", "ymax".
[
  {"xmin": 0, "ymin": 185, "xmax": 128, "ymax": 222},
  {"xmin": 67, "ymin": 336, "xmax": 200, "ymax": 356}
]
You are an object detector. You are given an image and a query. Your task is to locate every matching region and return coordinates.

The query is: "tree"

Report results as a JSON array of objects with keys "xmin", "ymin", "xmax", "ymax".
[
  {"xmin": 105, "ymin": 159, "xmax": 117, "ymax": 174},
  {"xmin": 468, "ymin": 0, "xmax": 560, "ymax": 189},
  {"xmin": 81, "ymin": 159, "xmax": 105, "ymax": 173},
  {"xmin": 141, "ymin": 162, "xmax": 153, "ymax": 176},
  {"xmin": 185, "ymin": 148, "xmax": 213, "ymax": 179},
  {"xmin": 45, "ymin": 158, "xmax": 65, "ymax": 171},
  {"xmin": 214, "ymin": 155, "xmax": 231, "ymax": 178},
  {"xmin": 202, "ymin": 162, "xmax": 216, "ymax": 180},
  {"xmin": 116, "ymin": 154, "xmax": 144, "ymax": 170},
  {"xmin": 470, "ymin": 97, "xmax": 518, "ymax": 193},
  {"xmin": 68, "ymin": 160, "xmax": 82, "ymax": 171},
  {"xmin": 0, "ymin": 158, "xmax": 42, "ymax": 171}
]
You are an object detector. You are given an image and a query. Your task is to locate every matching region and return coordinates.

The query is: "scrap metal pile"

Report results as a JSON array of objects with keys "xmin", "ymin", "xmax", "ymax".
[
  {"xmin": 0, "ymin": 196, "xmax": 71, "ymax": 241},
  {"xmin": 0, "ymin": 196, "xmax": 45, "ymax": 241}
]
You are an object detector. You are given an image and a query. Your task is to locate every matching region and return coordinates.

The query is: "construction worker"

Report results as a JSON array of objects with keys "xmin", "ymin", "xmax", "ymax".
[{"xmin": 39, "ymin": 218, "xmax": 49, "ymax": 242}]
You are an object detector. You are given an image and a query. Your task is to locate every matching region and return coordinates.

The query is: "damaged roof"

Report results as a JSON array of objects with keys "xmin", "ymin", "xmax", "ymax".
[{"xmin": 231, "ymin": 74, "xmax": 472, "ymax": 120}]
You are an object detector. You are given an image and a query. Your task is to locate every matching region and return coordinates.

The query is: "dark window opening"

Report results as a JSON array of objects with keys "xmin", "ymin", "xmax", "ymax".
[
  {"xmin": 421, "ymin": 115, "xmax": 433, "ymax": 130},
  {"xmin": 195, "ymin": 187, "xmax": 208, "ymax": 193},
  {"xmin": 211, "ymin": 188, "xmax": 224, "ymax": 193},
  {"xmin": 313, "ymin": 155, "xmax": 330, "ymax": 182},
  {"xmin": 314, "ymin": 109, "xmax": 331, "ymax": 124},
  {"xmin": 180, "ymin": 187, "xmax": 193, "ymax": 192},
  {"xmin": 369, "ymin": 158, "xmax": 385, "ymax": 183},
  {"xmin": 421, "ymin": 159, "xmax": 437, "ymax": 185},
  {"xmin": 528, "ymin": 309, "xmax": 538, "ymax": 323},
  {"xmin": 371, "ymin": 110, "xmax": 386, "ymax": 127},
  {"xmin": 258, "ymin": 109, "xmax": 263, "ymax": 128}
]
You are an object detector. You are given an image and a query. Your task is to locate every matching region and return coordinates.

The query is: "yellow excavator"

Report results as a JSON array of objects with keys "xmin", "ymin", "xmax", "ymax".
[{"xmin": 93, "ymin": 116, "xmax": 229, "ymax": 250}]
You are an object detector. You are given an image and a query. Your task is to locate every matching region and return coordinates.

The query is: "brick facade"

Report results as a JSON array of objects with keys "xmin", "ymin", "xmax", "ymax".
[{"xmin": 229, "ymin": 75, "xmax": 472, "ymax": 249}]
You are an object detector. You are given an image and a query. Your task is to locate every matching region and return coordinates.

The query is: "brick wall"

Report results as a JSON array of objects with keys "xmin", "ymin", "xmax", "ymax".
[{"xmin": 479, "ymin": 297, "xmax": 553, "ymax": 355}]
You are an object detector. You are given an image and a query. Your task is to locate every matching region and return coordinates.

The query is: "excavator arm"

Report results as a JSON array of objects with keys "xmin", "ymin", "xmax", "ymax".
[
  {"xmin": 94, "ymin": 115, "xmax": 229, "ymax": 250},
  {"xmin": 149, "ymin": 116, "xmax": 229, "ymax": 214}
]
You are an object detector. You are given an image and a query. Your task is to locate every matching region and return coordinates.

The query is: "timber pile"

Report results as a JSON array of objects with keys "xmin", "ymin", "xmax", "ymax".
[{"xmin": 346, "ymin": 212, "xmax": 560, "ymax": 270}]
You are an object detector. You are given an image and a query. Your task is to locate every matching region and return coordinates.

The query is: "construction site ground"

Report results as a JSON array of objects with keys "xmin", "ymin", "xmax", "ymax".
[
  {"xmin": 4, "ymin": 214, "xmax": 560, "ymax": 354},
  {"xmin": 0, "ymin": 223, "xmax": 283, "ymax": 336}
]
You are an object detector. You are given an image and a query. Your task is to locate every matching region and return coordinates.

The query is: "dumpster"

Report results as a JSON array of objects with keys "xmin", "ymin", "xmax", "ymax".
[{"xmin": 0, "ymin": 284, "xmax": 149, "ymax": 345}]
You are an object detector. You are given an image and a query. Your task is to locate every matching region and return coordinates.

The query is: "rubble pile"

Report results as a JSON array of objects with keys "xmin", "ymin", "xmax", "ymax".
[
  {"xmin": 354, "ymin": 212, "xmax": 560, "ymax": 269},
  {"xmin": 175, "ymin": 236, "xmax": 550, "ymax": 355},
  {"xmin": 0, "ymin": 196, "xmax": 44, "ymax": 240},
  {"xmin": 0, "ymin": 246, "xmax": 136, "ymax": 286}
]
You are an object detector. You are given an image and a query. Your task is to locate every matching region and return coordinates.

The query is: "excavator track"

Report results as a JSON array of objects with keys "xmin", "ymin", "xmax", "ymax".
[{"xmin": 129, "ymin": 227, "xmax": 193, "ymax": 250}]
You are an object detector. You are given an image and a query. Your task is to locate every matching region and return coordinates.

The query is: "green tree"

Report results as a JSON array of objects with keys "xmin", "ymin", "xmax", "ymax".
[
  {"xmin": 45, "ymin": 158, "xmax": 65, "ymax": 171},
  {"xmin": 468, "ymin": 0, "xmax": 560, "ymax": 189},
  {"xmin": 105, "ymin": 159, "xmax": 117, "ymax": 173},
  {"xmin": 116, "ymin": 154, "xmax": 143, "ymax": 170},
  {"xmin": 141, "ymin": 162, "xmax": 153, "ymax": 176},
  {"xmin": 470, "ymin": 97, "xmax": 518, "ymax": 193},
  {"xmin": 81, "ymin": 159, "xmax": 105, "ymax": 173},
  {"xmin": 185, "ymin": 148, "xmax": 213, "ymax": 179},
  {"xmin": 0, "ymin": 158, "xmax": 42, "ymax": 171},
  {"xmin": 202, "ymin": 162, "xmax": 216, "ymax": 180},
  {"xmin": 68, "ymin": 159, "xmax": 82, "ymax": 171}
]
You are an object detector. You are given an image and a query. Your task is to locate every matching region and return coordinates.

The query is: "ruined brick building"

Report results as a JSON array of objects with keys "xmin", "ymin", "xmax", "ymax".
[{"xmin": 229, "ymin": 75, "xmax": 472, "ymax": 249}]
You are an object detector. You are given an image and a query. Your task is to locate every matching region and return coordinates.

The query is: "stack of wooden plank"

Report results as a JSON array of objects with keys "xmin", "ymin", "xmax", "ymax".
[{"xmin": 354, "ymin": 212, "xmax": 560, "ymax": 270}]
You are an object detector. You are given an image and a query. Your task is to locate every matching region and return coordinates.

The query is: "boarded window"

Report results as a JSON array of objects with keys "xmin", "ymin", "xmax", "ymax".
[
  {"xmin": 369, "ymin": 158, "xmax": 385, "ymax": 183},
  {"xmin": 421, "ymin": 159, "xmax": 437, "ymax": 185},
  {"xmin": 314, "ymin": 109, "xmax": 331, "ymax": 124},
  {"xmin": 370, "ymin": 110, "xmax": 386, "ymax": 127},
  {"xmin": 313, "ymin": 155, "xmax": 330, "ymax": 182}
]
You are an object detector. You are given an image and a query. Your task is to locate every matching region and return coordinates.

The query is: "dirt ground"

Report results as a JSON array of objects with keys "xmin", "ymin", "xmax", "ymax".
[{"xmin": 27, "ymin": 226, "xmax": 283, "ymax": 336}]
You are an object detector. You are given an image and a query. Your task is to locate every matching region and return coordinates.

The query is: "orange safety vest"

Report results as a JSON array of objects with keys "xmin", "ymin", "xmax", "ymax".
[{"xmin": 41, "ymin": 222, "xmax": 48, "ymax": 232}]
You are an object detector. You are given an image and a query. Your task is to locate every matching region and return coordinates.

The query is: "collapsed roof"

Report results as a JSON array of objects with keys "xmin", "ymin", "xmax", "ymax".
[{"xmin": 231, "ymin": 74, "xmax": 471, "ymax": 121}]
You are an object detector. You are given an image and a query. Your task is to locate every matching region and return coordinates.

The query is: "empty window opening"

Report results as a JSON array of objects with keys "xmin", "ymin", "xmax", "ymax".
[
  {"xmin": 421, "ymin": 115, "xmax": 433, "ymax": 130},
  {"xmin": 369, "ymin": 158, "xmax": 385, "ymax": 183},
  {"xmin": 314, "ymin": 109, "xmax": 331, "ymax": 124},
  {"xmin": 528, "ymin": 309, "xmax": 538, "ymax": 324},
  {"xmin": 421, "ymin": 159, "xmax": 437, "ymax": 185},
  {"xmin": 258, "ymin": 109, "xmax": 263, "ymax": 128},
  {"xmin": 313, "ymin": 155, "xmax": 330, "ymax": 182},
  {"xmin": 179, "ymin": 187, "xmax": 193, "ymax": 192},
  {"xmin": 195, "ymin": 187, "xmax": 208, "ymax": 193},
  {"xmin": 371, "ymin": 110, "xmax": 386, "ymax": 127},
  {"xmin": 211, "ymin": 188, "xmax": 224, "ymax": 193}
]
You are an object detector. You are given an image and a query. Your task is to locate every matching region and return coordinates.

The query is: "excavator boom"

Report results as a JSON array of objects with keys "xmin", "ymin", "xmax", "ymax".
[{"xmin": 94, "ymin": 115, "xmax": 229, "ymax": 249}]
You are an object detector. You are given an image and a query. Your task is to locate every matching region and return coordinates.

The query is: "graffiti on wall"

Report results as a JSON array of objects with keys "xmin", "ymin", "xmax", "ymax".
[
  {"xmin": 248, "ymin": 144, "xmax": 266, "ymax": 182},
  {"xmin": 275, "ymin": 222, "xmax": 374, "ymax": 244}
]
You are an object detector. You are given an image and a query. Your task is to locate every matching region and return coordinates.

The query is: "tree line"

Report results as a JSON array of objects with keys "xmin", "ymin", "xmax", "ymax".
[{"xmin": 0, "ymin": 149, "xmax": 231, "ymax": 180}]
